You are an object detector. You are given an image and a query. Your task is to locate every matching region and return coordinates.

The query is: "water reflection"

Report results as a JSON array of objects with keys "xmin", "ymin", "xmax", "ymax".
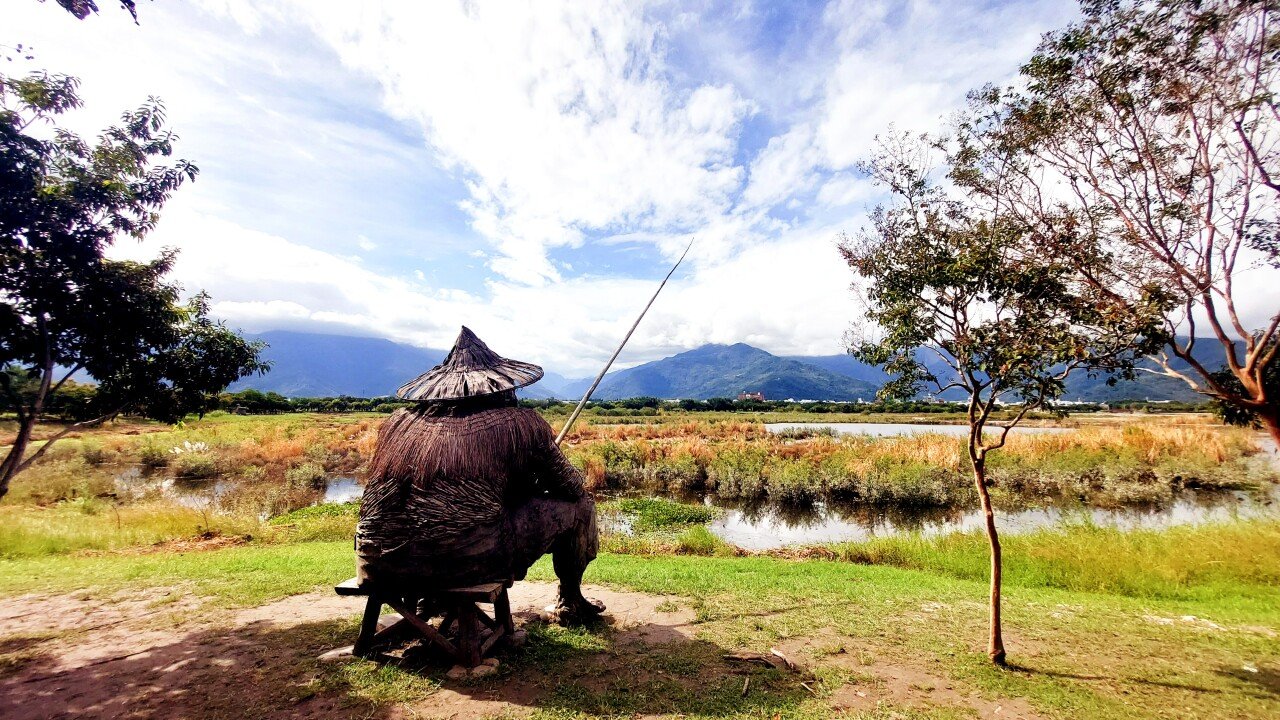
[
  {"xmin": 323, "ymin": 476, "xmax": 363, "ymax": 503},
  {"xmin": 708, "ymin": 486, "xmax": 1280, "ymax": 550},
  {"xmin": 113, "ymin": 465, "xmax": 364, "ymax": 511},
  {"xmin": 765, "ymin": 422, "xmax": 1072, "ymax": 437}
]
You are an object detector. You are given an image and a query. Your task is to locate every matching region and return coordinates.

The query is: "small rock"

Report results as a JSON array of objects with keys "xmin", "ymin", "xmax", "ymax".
[
  {"xmin": 509, "ymin": 629, "xmax": 528, "ymax": 648},
  {"xmin": 470, "ymin": 663, "xmax": 497, "ymax": 678},
  {"xmin": 317, "ymin": 646, "xmax": 354, "ymax": 662},
  {"xmin": 376, "ymin": 614, "xmax": 403, "ymax": 631},
  {"xmin": 482, "ymin": 658, "xmax": 500, "ymax": 667},
  {"xmin": 769, "ymin": 648, "xmax": 795, "ymax": 671},
  {"xmin": 445, "ymin": 665, "xmax": 468, "ymax": 680}
]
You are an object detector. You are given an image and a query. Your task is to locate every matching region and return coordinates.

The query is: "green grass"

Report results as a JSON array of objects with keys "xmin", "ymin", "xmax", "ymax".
[
  {"xmin": 0, "ymin": 501, "xmax": 266, "ymax": 558},
  {"xmin": 1, "ymin": 519, "xmax": 1278, "ymax": 718},
  {"xmin": 0, "ymin": 540, "xmax": 353, "ymax": 604},
  {"xmin": 613, "ymin": 497, "xmax": 717, "ymax": 530},
  {"xmin": 823, "ymin": 519, "xmax": 1280, "ymax": 608}
]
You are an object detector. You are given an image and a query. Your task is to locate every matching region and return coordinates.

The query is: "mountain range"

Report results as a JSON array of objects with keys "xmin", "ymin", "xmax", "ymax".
[
  {"xmin": 231, "ymin": 330, "xmax": 1210, "ymax": 402},
  {"xmin": 228, "ymin": 331, "xmax": 445, "ymax": 398}
]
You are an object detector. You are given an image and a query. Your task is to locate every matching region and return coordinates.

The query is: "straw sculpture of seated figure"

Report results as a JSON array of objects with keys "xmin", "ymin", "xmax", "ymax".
[{"xmin": 355, "ymin": 326, "xmax": 605, "ymax": 620}]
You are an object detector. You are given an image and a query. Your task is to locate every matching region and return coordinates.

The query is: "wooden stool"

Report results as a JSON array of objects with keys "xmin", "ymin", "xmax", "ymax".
[{"xmin": 335, "ymin": 577, "xmax": 515, "ymax": 667}]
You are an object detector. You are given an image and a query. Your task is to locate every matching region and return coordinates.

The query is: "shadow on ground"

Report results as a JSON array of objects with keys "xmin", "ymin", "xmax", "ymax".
[
  {"xmin": 357, "ymin": 610, "xmax": 815, "ymax": 719},
  {"xmin": 0, "ymin": 618, "xmax": 386, "ymax": 720},
  {"xmin": 0, "ymin": 611, "xmax": 814, "ymax": 720},
  {"xmin": 1217, "ymin": 663, "xmax": 1280, "ymax": 701}
]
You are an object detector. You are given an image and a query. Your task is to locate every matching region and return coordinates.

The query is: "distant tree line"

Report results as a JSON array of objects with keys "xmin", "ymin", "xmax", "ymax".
[
  {"xmin": 517, "ymin": 396, "xmax": 1202, "ymax": 415},
  {"xmin": 214, "ymin": 389, "xmax": 409, "ymax": 414},
  {"xmin": 7, "ymin": 384, "xmax": 1210, "ymax": 422}
]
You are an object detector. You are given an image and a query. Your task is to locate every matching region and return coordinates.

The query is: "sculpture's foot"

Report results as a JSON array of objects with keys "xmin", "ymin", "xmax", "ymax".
[{"xmin": 553, "ymin": 590, "xmax": 606, "ymax": 624}]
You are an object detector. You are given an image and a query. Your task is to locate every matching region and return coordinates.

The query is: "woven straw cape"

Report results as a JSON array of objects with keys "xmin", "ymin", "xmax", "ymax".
[{"xmin": 396, "ymin": 326, "xmax": 544, "ymax": 402}]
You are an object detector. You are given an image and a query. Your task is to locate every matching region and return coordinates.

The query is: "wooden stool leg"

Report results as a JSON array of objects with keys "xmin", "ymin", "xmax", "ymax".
[
  {"xmin": 456, "ymin": 602, "xmax": 481, "ymax": 667},
  {"xmin": 353, "ymin": 593, "xmax": 382, "ymax": 658},
  {"xmin": 496, "ymin": 587, "xmax": 514, "ymax": 636}
]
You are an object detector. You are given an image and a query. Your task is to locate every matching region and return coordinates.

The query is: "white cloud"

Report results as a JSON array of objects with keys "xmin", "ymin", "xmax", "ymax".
[
  {"xmin": 103, "ymin": 202, "xmax": 858, "ymax": 375},
  {"xmin": 32, "ymin": 0, "xmax": 1279, "ymax": 384},
  {"xmin": 223, "ymin": 1, "xmax": 758, "ymax": 285},
  {"xmin": 816, "ymin": 172, "xmax": 880, "ymax": 209},
  {"xmin": 741, "ymin": 125, "xmax": 822, "ymax": 209}
]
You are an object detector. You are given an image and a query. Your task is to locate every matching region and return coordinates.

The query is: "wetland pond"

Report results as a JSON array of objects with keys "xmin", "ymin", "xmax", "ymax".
[
  {"xmin": 114, "ymin": 422, "xmax": 1279, "ymax": 550},
  {"xmin": 763, "ymin": 422, "xmax": 1073, "ymax": 437},
  {"xmin": 703, "ymin": 486, "xmax": 1280, "ymax": 550},
  {"xmin": 113, "ymin": 466, "xmax": 363, "ymax": 512}
]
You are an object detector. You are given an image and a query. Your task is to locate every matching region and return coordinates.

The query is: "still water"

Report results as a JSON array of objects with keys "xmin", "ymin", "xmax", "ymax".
[
  {"xmin": 707, "ymin": 487, "xmax": 1280, "ymax": 550},
  {"xmin": 765, "ymin": 422, "xmax": 1072, "ymax": 437},
  {"xmin": 114, "ymin": 467, "xmax": 363, "ymax": 509}
]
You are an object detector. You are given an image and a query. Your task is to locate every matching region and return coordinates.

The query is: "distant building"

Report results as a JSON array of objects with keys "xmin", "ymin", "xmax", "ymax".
[{"xmin": 737, "ymin": 391, "xmax": 765, "ymax": 401}]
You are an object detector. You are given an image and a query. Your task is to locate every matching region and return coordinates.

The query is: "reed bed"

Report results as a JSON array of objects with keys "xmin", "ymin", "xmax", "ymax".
[
  {"xmin": 3, "ymin": 413, "xmax": 379, "ymax": 506},
  {"xmin": 564, "ymin": 422, "xmax": 1270, "ymax": 509},
  {"xmin": 2, "ymin": 412, "xmax": 1269, "ymax": 558}
]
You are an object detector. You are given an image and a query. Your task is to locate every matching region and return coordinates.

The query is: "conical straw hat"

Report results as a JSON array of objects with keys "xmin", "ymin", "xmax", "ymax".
[{"xmin": 396, "ymin": 326, "xmax": 543, "ymax": 401}]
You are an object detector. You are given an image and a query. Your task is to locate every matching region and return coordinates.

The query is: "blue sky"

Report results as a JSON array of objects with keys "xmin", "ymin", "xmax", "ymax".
[{"xmin": 7, "ymin": 0, "xmax": 1083, "ymax": 375}]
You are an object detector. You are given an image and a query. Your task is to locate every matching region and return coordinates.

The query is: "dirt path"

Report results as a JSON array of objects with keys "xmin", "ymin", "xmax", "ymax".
[{"xmin": 0, "ymin": 582, "xmax": 1042, "ymax": 719}]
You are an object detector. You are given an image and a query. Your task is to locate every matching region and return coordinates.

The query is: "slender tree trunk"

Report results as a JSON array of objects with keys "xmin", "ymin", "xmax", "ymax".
[
  {"xmin": 0, "ymin": 417, "xmax": 34, "ymax": 500},
  {"xmin": 971, "ymin": 454, "xmax": 1006, "ymax": 665},
  {"xmin": 1259, "ymin": 409, "xmax": 1280, "ymax": 449}
]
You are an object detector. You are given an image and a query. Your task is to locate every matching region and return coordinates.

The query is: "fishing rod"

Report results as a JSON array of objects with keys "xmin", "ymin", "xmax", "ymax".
[{"xmin": 555, "ymin": 237, "xmax": 694, "ymax": 445}]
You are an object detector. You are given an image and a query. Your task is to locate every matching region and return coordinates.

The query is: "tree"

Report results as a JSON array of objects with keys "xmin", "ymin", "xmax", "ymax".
[
  {"xmin": 841, "ymin": 132, "xmax": 1163, "ymax": 665},
  {"xmin": 974, "ymin": 0, "xmax": 1280, "ymax": 442},
  {"xmin": 41, "ymin": 0, "xmax": 140, "ymax": 22},
  {"xmin": 0, "ymin": 69, "xmax": 268, "ymax": 498},
  {"xmin": 1209, "ymin": 340, "xmax": 1280, "ymax": 430}
]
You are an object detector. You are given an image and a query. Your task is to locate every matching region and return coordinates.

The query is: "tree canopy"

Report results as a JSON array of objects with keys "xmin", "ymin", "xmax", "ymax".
[
  {"xmin": 43, "ymin": 0, "xmax": 140, "ymax": 22},
  {"xmin": 962, "ymin": 0, "xmax": 1280, "ymax": 441},
  {"xmin": 0, "ymin": 68, "xmax": 267, "ymax": 497}
]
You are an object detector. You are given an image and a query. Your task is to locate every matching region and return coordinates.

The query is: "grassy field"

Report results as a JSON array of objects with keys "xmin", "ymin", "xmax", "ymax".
[
  {"xmin": 0, "ymin": 520, "xmax": 1276, "ymax": 719},
  {"xmin": 1, "ymin": 410, "xmax": 1277, "ymax": 717}
]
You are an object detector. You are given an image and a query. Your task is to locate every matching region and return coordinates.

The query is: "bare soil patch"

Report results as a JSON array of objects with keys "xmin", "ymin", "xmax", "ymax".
[{"xmin": 1, "ymin": 581, "xmax": 1040, "ymax": 719}]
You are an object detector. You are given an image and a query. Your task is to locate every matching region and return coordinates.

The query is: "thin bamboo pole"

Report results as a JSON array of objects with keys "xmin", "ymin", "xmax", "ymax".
[{"xmin": 555, "ymin": 238, "xmax": 694, "ymax": 445}]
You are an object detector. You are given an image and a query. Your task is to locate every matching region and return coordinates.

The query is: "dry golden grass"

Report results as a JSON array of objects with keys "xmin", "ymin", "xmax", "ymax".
[
  {"xmin": 564, "ymin": 420, "xmax": 767, "ymax": 443},
  {"xmin": 565, "ymin": 420, "xmax": 1269, "ymax": 505}
]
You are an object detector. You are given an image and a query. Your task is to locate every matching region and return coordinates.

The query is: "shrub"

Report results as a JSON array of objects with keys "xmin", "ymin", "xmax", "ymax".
[
  {"xmin": 766, "ymin": 458, "xmax": 821, "ymax": 506},
  {"xmin": 173, "ymin": 452, "xmax": 218, "ymax": 479},
  {"xmin": 4, "ymin": 457, "xmax": 113, "ymax": 505},
  {"xmin": 285, "ymin": 461, "xmax": 327, "ymax": 487},
  {"xmin": 618, "ymin": 497, "xmax": 715, "ymax": 531},
  {"xmin": 80, "ymin": 440, "xmax": 111, "ymax": 466},
  {"xmin": 137, "ymin": 438, "xmax": 170, "ymax": 468},
  {"xmin": 675, "ymin": 525, "xmax": 732, "ymax": 556},
  {"xmin": 239, "ymin": 465, "xmax": 266, "ymax": 482},
  {"xmin": 646, "ymin": 450, "xmax": 704, "ymax": 493},
  {"xmin": 707, "ymin": 445, "xmax": 768, "ymax": 500}
]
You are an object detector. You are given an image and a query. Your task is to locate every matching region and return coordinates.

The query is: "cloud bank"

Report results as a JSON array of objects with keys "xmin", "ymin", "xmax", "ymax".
[{"xmin": 29, "ymin": 0, "xmax": 1257, "ymax": 377}]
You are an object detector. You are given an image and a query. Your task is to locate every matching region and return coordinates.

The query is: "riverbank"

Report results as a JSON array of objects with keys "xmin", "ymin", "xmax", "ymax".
[{"xmin": 1, "ymin": 412, "xmax": 1274, "ymax": 558}]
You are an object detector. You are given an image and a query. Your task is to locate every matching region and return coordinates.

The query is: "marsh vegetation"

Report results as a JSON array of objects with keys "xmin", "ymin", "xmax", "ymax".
[{"xmin": 1, "ymin": 410, "xmax": 1274, "ymax": 558}]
